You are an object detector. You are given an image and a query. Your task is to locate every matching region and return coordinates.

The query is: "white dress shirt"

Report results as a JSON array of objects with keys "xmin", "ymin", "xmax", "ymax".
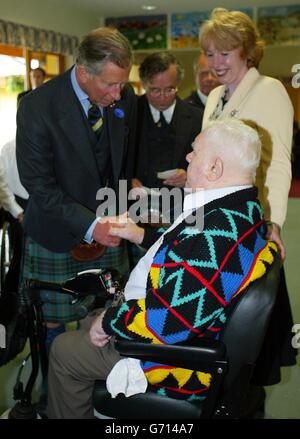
[
  {"xmin": 0, "ymin": 139, "xmax": 28, "ymax": 218},
  {"xmin": 149, "ymin": 101, "xmax": 176, "ymax": 125}
]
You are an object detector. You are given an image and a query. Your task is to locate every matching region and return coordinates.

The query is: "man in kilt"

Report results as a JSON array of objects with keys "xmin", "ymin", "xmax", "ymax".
[{"xmin": 16, "ymin": 27, "xmax": 136, "ymax": 348}]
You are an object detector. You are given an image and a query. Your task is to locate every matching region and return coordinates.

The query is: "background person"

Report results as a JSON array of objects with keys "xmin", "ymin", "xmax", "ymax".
[
  {"xmin": 0, "ymin": 139, "xmax": 28, "ymax": 294},
  {"xmin": 129, "ymin": 51, "xmax": 203, "ymax": 267},
  {"xmin": 200, "ymin": 7, "xmax": 297, "ymax": 395},
  {"xmin": 184, "ymin": 52, "xmax": 220, "ymax": 123},
  {"xmin": 17, "ymin": 67, "xmax": 46, "ymax": 104},
  {"xmin": 133, "ymin": 51, "xmax": 203, "ymax": 192},
  {"xmin": 46, "ymin": 119, "xmax": 277, "ymax": 419}
]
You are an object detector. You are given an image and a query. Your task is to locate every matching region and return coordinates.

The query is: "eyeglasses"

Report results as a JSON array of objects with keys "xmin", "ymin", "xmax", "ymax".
[{"xmin": 147, "ymin": 87, "xmax": 177, "ymax": 97}]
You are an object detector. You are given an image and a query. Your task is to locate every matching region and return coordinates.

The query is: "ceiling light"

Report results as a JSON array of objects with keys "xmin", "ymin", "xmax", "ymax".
[{"xmin": 142, "ymin": 5, "xmax": 157, "ymax": 11}]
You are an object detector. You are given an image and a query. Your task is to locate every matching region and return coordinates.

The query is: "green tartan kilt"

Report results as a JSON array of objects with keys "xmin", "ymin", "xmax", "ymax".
[{"xmin": 20, "ymin": 236, "xmax": 129, "ymax": 323}]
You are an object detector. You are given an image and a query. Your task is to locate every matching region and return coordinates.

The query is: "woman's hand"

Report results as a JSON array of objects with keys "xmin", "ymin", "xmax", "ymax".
[{"xmin": 266, "ymin": 222, "xmax": 285, "ymax": 262}]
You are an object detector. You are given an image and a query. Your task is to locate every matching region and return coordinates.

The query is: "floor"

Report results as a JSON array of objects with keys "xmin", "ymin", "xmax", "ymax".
[{"xmin": 0, "ymin": 198, "xmax": 299, "ymax": 418}]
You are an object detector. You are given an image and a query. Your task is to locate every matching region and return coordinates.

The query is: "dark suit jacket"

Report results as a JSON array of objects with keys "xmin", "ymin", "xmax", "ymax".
[
  {"xmin": 135, "ymin": 95, "xmax": 202, "ymax": 185},
  {"xmin": 183, "ymin": 90, "xmax": 205, "ymax": 128},
  {"xmin": 17, "ymin": 89, "xmax": 32, "ymax": 105},
  {"xmin": 16, "ymin": 68, "xmax": 136, "ymax": 252}
]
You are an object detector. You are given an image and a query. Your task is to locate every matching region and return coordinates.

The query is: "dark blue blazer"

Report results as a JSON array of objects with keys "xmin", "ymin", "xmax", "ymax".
[{"xmin": 16, "ymin": 68, "xmax": 136, "ymax": 252}]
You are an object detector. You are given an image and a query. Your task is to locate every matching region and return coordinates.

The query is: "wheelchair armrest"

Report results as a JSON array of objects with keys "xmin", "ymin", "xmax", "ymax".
[{"xmin": 115, "ymin": 338, "xmax": 226, "ymax": 371}]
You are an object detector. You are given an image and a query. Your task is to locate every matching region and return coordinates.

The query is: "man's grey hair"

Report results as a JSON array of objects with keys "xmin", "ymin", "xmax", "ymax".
[
  {"xmin": 76, "ymin": 27, "xmax": 133, "ymax": 75},
  {"xmin": 139, "ymin": 51, "xmax": 184, "ymax": 83},
  {"xmin": 203, "ymin": 119, "xmax": 262, "ymax": 181}
]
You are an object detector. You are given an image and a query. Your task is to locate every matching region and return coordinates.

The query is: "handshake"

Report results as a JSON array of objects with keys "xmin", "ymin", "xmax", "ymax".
[{"xmin": 92, "ymin": 212, "xmax": 144, "ymax": 247}]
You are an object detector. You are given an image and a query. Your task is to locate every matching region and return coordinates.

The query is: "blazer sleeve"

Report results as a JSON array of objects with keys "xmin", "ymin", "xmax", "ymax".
[
  {"xmin": 252, "ymin": 79, "xmax": 293, "ymax": 227},
  {"xmin": 16, "ymin": 95, "xmax": 95, "ymax": 239}
]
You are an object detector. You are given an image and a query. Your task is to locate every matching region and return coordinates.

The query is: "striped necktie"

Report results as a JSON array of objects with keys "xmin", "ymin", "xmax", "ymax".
[{"xmin": 88, "ymin": 102, "xmax": 103, "ymax": 138}]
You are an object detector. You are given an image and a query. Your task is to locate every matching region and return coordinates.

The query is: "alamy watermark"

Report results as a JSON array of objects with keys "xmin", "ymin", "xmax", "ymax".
[
  {"xmin": 291, "ymin": 324, "xmax": 300, "ymax": 349},
  {"xmin": 292, "ymin": 64, "xmax": 300, "ymax": 88},
  {"xmin": 95, "ymin": 180, "xmax": 204, "ymax": 231},
  {"xmin": 0, "ymin": 324, "xmax": 5, "ymax": 349}
]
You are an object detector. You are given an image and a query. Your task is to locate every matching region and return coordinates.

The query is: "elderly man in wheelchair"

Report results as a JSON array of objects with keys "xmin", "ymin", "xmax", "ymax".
[{"xmin": 46, "ymin": 119, "xmax": 280, "ymax": 419}]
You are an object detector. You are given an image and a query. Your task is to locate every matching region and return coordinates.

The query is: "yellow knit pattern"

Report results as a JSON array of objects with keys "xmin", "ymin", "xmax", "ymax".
[
  {"xmin": 127, "ymin": 299, "xmax": 162, "ymax": 344},
  {"xmin": 234, "ymin": 241, "xmax": 277, "ymax": 297}
]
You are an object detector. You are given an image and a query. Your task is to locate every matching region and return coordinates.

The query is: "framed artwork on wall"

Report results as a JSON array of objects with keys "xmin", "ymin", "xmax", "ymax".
[
  {"xmin": 171, "ymin": 12, "xmax": 209, "ymax": 49},
  {"xmin": 170, "ymin": 8, "xmax": 253, "ymax": 49},
  {"xmin": 105, "ymin": 15, "xmax": 167, "ymax": 50},
  {"xmin": 258, "ymin": 5, "xmax": 300, "ymax": 46}
]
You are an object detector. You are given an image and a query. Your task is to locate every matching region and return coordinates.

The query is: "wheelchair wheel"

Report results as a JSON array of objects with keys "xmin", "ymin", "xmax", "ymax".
[{"xmin": 0, "ymin": 221, "xmax": 13, "ymax": 290}]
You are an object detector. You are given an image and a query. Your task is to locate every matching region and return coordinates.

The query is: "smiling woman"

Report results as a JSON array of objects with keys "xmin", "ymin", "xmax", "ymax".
[{"xmin": 200, "ymin": 7, "xmax": 297, "ymax": 398}]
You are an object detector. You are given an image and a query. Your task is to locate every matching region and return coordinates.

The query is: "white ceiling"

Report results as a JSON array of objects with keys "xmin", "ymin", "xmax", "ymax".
[{"xmin": 62, "ymin": 0, "xmax": 300, "ymax": 18}]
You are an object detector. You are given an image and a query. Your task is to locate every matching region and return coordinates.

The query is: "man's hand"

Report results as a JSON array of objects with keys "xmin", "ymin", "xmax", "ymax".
[
  {"xmin": 163, "ymin": 168, "xmax": 187, "ymax": 187},
  {"xmin": 92, "ymin": 215, "xmax": 127, "ymax": 247},
  {"xmin": 89, "ymin": 310, "xmax": 111, "ymax": 348},
  {"xmin": 266, "ymin": 222, "xmax": 285, "ymax": 262},
  {"xmin": 132, "ymin": 178, "xmax": 143, "ymax": 188},
  {"xmin": 110, "ymin": 214, "xmax": 144, "ymax": 245}
]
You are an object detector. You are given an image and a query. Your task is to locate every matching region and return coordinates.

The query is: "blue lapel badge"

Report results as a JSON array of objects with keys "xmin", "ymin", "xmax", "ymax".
[{"xmin": 114, "ymin": 108, "xmax": 124, "ymax": 119}]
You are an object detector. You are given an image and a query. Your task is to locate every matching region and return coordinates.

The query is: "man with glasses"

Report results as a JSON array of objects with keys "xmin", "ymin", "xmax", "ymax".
[
  {"xmin": 132, "ymin": 51, "xmax": 203, "ymax": 192},
  {"xmin": 128, "ymin": 52, "xmax": 202, "ymax": 267}
]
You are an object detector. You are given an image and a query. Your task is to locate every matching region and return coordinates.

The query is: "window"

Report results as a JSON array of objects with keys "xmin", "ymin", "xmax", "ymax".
[{"xmin": 0, "ymin": 44, "xmax": 65, "ymax": 148}]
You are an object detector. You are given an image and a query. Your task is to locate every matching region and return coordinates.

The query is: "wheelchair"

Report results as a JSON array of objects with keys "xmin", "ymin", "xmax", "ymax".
[
  {"xmin": 0, "ymin": 267, "xmax": 124, "ymax": 419},
  {"xmin": 92, "ymin": 253, "xmax": 281, "ymax": 419}
]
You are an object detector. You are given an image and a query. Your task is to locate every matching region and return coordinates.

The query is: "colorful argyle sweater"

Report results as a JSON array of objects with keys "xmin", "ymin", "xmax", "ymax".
[{"xmin": 102, "ymin": 187, "xmax": 277, "ymax": 401}]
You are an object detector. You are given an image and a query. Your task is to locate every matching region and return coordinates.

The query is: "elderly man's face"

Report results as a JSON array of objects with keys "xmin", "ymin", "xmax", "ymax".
[
  {"xmin": 196, "ymin": 55, "xmax": 219, "ymax": 96},
  {"xmin": 186, "ymin": 132, "xmax": 210, "ymax": 190},
  {"xmin": 77, "ymin": 61, "xmax": 130, "ymax": 107},
  {"xmin": 144, "ymin": 64, "xmax": 178, "ymax": 112}
]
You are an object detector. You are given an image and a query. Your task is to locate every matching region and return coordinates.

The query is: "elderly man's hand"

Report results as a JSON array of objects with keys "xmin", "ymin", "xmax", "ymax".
[
  {"xmin": 90, "ymin": 310, "xmax": 111, "ymax": 348},
  {"xmin": 163, "ymin": 168, "xmax": 187, "ymax": 187},
  {"xmin": 110, "ymin": 213, "xmax": 144, "ymax": 245}
]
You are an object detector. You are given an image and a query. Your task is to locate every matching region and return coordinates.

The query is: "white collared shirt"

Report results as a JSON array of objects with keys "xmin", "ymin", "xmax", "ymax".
[
  {"xmin": 149, "ymin": 101, "xmax": 176, "ymax": 125},
  {"xmin": 197, "ymin": 89, "xmax": 208, "ymax": 106}
]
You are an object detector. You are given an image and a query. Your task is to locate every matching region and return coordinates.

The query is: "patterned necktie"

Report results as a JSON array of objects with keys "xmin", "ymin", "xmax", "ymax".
[
  {"xmin": 88, "ymin": 102, "xmax": 103, "ymax": 138},
  {"xmin": 157, "ymin": 111, "xmax": 168, "ymax": 128}
]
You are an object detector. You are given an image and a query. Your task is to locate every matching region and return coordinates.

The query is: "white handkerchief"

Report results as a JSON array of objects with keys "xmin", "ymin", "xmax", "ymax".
[{"xmin": 106, "ymin": 358, "xmax": 148, "ymax": 398}]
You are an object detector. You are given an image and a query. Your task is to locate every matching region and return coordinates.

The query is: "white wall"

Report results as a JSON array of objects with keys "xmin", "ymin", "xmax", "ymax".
[{"xmin": 0, "ymin": 0, "xmax": 102, "ymax": 38}]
